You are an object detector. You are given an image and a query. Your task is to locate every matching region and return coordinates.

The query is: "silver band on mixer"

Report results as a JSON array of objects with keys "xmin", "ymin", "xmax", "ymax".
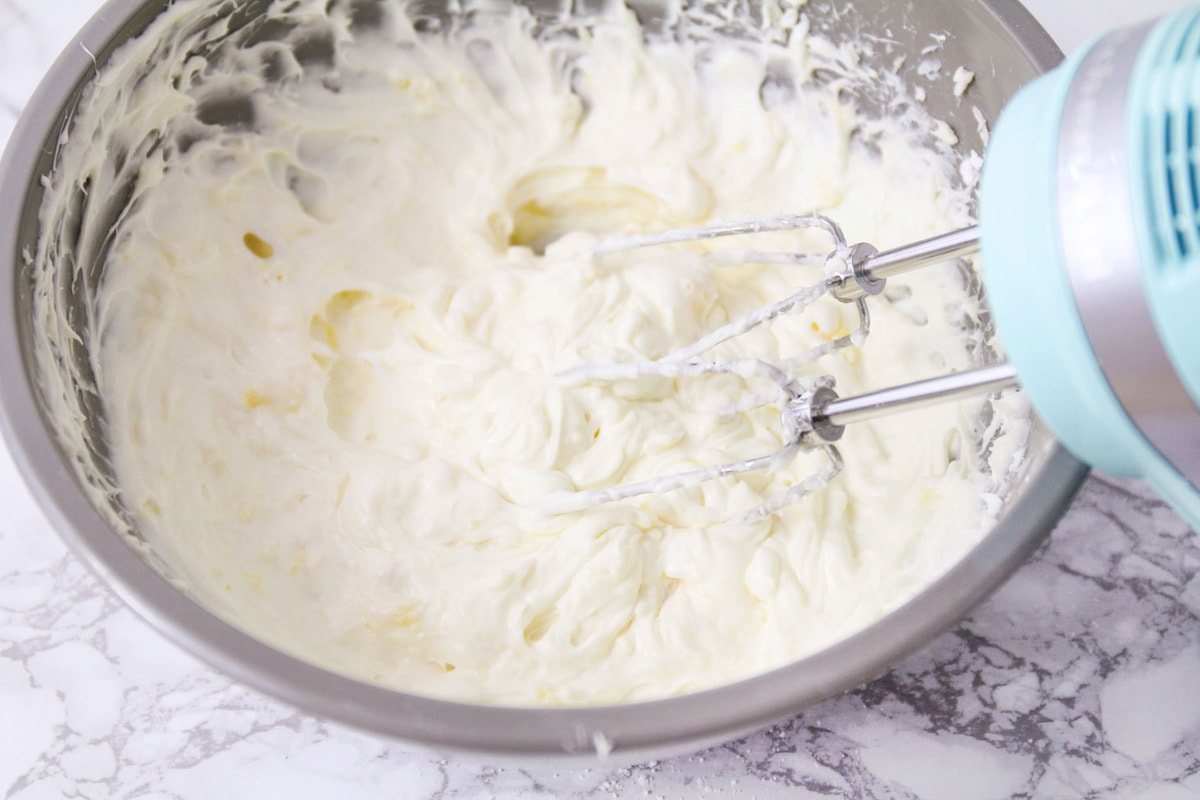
[{"xmin": 1057, "ymin": 22, "xmax": 1200, "ymax": 493}]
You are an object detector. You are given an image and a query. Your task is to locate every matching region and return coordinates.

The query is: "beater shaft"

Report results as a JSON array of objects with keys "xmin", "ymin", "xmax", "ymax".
[
  {"xmin": 800, "ymin": 362, "xmax": 1020, "ymax": 442},
  {"xmin": 833, "ymin": 225, "xmax": 981, "ymax": 302}
]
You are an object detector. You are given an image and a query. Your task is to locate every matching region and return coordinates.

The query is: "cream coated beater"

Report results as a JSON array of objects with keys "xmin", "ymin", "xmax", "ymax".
[{"xmin": 551, "ymin": 7, "xmax": 1200, "ymax": 529}]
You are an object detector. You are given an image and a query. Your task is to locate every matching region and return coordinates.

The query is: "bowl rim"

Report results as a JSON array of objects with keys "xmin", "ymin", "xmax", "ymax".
[{"xmin": 0, "ymin": 0, "xmax": 1084, "ymax": 762}]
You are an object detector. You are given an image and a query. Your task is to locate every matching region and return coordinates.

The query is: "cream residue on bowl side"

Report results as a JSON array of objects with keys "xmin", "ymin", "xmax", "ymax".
[{"xmin": 31, "ymin": 0, "xmax": 1026, "ymax": 706}]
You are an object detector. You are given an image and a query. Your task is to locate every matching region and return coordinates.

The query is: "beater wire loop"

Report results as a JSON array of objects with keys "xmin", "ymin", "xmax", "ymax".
[
  {"xmin": 778, "ymin": 297, "xmax": 871, "ymax": 369},
  {"xmin": 739, "ymin": 445, "xmax": 844, "ymax": 523},
  {"xmin": 547, "ymin": 214, "xmax": 878, "ymax": 520},
  {"xmin": 538, "ymin": 443, "xmax": 805, "ymax": 516},
  {"xmin": 560, "ymin": 356, "xmax": 803, "ymax": 395},
  {"xmin": 584, "ymin": 212, "xmax": 848, "ymax": 259},
  {"xmin": 664, "ymin": 279, "xmax": 832, "ymax": 362}
]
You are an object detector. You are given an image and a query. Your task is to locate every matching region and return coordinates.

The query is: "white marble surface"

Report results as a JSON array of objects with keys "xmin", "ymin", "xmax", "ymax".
[{"xmin": 3, "ymin": 1, "xmax": 1200, "ymax": 797}]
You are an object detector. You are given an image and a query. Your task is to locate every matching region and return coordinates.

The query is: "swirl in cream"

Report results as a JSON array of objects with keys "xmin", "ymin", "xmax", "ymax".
[{"xmin": 32, "ymin": 0, "xmax": 1028, "ymax": 705}]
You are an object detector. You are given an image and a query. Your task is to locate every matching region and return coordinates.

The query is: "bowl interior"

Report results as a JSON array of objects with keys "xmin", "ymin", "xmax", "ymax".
[{"xmin": 0, "ymin": 0, "xmax": 1083, "ymax": 761}]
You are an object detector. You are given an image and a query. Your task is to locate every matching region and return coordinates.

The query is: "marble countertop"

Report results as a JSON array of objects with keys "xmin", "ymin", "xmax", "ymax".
[{"xmin": 3, "ymin": 1, "xmax": 1199, "ymax": 798}]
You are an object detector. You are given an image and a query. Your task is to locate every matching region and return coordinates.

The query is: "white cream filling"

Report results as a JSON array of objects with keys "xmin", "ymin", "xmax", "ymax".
[{"xmin": 33, "ymin": 0, "xmax": 1028, "ymax": 706}]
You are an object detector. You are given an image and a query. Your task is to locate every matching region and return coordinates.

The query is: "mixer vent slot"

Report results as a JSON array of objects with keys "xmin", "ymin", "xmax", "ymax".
[
  {"xmin": 1147, "ymin": 11, "xmax": 1200, "ymax": 272},
  {"xmin": 1160, "ymin": 107, "xmax": 1196, "ymax": 261}
]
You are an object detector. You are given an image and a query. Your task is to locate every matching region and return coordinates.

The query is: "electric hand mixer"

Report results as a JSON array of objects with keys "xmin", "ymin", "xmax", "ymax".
[{"xmin": 545, "ymin": 6, "xmax": 1200, "ymax": 529}]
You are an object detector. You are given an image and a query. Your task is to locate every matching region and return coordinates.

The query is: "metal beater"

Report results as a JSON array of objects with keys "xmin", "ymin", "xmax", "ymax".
[{"xmin": 547, "ymin": 7, "xmax": 1200, "ymax": 529}]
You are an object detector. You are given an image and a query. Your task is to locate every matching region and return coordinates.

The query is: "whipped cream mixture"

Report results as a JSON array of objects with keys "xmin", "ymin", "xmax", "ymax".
[{"xmin": 33, "ymin": 0, "xmax": 1028, "ymax": 705}]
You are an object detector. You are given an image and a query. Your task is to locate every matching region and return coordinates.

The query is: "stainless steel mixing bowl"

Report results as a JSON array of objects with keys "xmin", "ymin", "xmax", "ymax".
[{"xmin": 0, "ymin": 0, "xmax": 1086, "ymax": 762}]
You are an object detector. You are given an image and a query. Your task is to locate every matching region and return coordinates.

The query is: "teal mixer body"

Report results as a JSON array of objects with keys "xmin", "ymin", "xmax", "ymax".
[{"xmin": 981, "ymin": 6, "xmax": 1200, "ymax": 528}]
